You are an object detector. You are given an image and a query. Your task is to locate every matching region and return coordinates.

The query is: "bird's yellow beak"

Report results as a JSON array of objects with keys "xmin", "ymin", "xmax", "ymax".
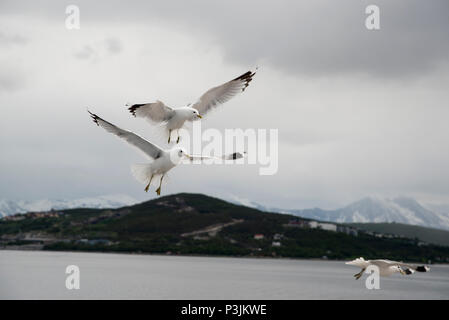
[
  {"xmin": 184, "ymin": 153, "xmax": 193, "ymax": 160},
  {"xmin": 197, "ymin": 114, "xmax": 202, "ymax": 119}
]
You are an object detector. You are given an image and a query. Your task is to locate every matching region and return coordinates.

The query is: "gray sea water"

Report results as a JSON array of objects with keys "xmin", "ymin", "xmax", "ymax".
[{"xmin": 0, "ymin": 250, "xmax": 448, "ymax": 299}]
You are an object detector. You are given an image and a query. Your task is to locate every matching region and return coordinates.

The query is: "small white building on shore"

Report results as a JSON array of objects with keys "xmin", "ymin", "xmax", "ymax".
[{"xmin": 309, "ymin": 221, "xmax": 337, "ymax": 232}]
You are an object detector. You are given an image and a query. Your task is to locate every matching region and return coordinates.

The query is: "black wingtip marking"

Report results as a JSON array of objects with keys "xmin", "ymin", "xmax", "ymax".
[
  {"xmin": 87, "ymin": 110, "xmax": 100, "ymax": 126},
  {"xmin": 416, "ymin": 266, "xmax": 429, "ymax": 272},
  {"xmin": 233, "ymin": 70, "xmax": 256, "ymax": 92},
  {"xmin": 405, "ymin": 269, "xmax": 413, "ymax": 275},
  {"xmin": 230, "ymin": 152, "xmax": 245, "ymax": 160},
  {"xmin": 128, "ymin": 103, "xmax": 145, "ymax": 117}
]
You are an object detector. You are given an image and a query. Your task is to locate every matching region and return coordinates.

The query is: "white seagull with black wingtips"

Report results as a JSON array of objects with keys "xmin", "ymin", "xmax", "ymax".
[
  {"xmin": 127, "ymin": 70, "xmax": 257, "ymax": 143},
  {"xmin": 346, "ymin": 257, "xmax": 430, "ymax": 279},
  {"xmin": 88, "ymin": 111, "xmax": 245, "ymax": 195}
]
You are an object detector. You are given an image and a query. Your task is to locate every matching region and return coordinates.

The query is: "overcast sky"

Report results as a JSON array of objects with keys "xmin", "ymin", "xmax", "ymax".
[{"xmin": 1, "ymin": 0, "xmax": 448, "ymax": 209}]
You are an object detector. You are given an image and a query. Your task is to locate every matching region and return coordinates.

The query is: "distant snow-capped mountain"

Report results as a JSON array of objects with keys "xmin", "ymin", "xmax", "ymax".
[
  {"xmin": 230, "ymin": 195, "xmax": 449, "ymax": 231},
  {"xmin": 291, "ymin": 197, "xmax": 449, "ymax": 231},
  {"xmin": 0, "ymin": 194, "xmax": 138, "ymax": 217},
  {"xmin": 227, "ymin": 195, "xmax": 271, "ymax": 212}
]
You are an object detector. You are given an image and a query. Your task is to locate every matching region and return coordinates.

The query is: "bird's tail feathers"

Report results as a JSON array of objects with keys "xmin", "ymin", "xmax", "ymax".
[{"xmin": 130, "ymin": 163, "xmax": 154, "ymax": 185}]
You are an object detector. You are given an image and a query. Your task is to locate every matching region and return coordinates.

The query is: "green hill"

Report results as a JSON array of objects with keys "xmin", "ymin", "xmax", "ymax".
[
  {"xmin": 1, "ymin": 193, "xmax": 449, "ymax": 262},
  {"xmin": 348, "ymin": 222, "xmax": 449, "ymax": 247}
]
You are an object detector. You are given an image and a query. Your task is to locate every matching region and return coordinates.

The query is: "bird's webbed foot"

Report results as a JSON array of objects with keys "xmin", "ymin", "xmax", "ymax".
[
  {"xmin": 144, "ymin": 175, "xmax": 153, "ymax": 193},
  {"xmin": 354, "ymin": 268, "xmax": 365, "ymax": 280}
]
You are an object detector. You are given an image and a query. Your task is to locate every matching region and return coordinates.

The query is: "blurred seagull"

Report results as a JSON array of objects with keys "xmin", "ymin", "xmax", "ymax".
[
  {"xmin": 346, "ymin": 257, "xmax": 430, "ymax": 279},
  {"xmin": 88, "ymin": 111, "xmax": 244, "ymax": 195},
  {"xmin": 127, "ymin": 69, "xmax": 257, "ymax": 143}
]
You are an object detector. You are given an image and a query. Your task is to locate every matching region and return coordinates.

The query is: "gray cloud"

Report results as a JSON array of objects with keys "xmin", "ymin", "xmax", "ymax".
[
  {"xmin": 74, "ymin": 45, "xmax": 95, "ymax": 60},
  {"xmin": 105, "ymin": 38, "xmax": 122, "ymax": 55},
  {"xmin": 2, "ymin": 0, "xmax": 448, "ymax": 78},
  {"xmin": 0, "ymin": 31, "xmax": 28, "ymax": 45},
  {"xmin": 1, "ymin": 0, "xmax": 449, "ymax": 209},
  {"xmin": 0, "ymin": 31, "xmax": 29, "ymax": 91},
  {"xmin": 74, "ymin": 38, "xmax": 122, "ymax": 61},
  {"xmin": 0, "ymin": 74, "xmax": 19, "ymax": 92},
  {"xmin": 0, "ymin": 65, "xmax": 26, "ymax": 92}
]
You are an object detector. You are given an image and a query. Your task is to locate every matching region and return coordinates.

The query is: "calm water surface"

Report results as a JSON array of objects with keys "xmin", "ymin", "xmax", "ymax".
[{"xmin": 0, "ymin": 250, "xmax": 448, "ymax": 299}]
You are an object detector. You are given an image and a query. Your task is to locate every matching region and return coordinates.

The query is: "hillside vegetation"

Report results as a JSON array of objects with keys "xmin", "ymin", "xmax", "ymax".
[
  {"xmin": 1, "ymin": 193, "xmax": 449, "ymax": 262},
  {"xmin": 349, "ymin": 222, "xmax": 449, "ymax": 247}
]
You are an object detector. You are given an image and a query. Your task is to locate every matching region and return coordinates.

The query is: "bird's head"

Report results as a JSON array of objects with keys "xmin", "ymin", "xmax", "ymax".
[
  {"xmin": 170, "ymin": 147, "xmax": 192, "ymax": 163},
  {"xmin": 185, "ymin": 107, "xmax": 202, "ymax": 120},
  {"xmin": 394, "ymin": 265, "xmax": 406, "ymax": 275}
]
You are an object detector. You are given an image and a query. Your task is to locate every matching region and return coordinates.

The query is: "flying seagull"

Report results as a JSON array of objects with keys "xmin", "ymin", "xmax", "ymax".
[
  {"xmin": 127, "ymin": 70, "xmax": 257, "ymax": 144},
  {"xmin": 88, "ymin": 111, "xmax": 244, "ymax": 195},
  {"xmin": 346, "ymin": 257, "xmax": 430, "ymax": 279}
]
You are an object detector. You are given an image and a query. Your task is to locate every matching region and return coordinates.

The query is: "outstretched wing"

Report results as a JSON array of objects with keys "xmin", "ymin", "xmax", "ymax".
[
  {"xmin": 128, "ymin": 100, "xmax": 174, "ymax": 123},
  {"xmin": 396, "ymin": 262, "xmax": 430, "ymax": 274},
  {"xmin": 378, "ymin": 260, "xmax": 430, "ymax": 274},
  {"xmin": 345, "ymin": 257, "xmax": 369, "ymax": 268},
  {"xmin": 191, "ymin": 70, "xmax": 256, "ymax": 116},
  {"xmin": 88, "ymin": 111, "xmax": 164, "ymax": 160},
  {"xmin": 188, "ymin": 152, "xmax": 246, "ymax": 161}
]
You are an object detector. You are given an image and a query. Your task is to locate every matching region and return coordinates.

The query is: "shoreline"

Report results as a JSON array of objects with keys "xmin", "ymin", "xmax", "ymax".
[{"xmin": 1, "ymin": 248, "xmax": 447, "ymax": 266}]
